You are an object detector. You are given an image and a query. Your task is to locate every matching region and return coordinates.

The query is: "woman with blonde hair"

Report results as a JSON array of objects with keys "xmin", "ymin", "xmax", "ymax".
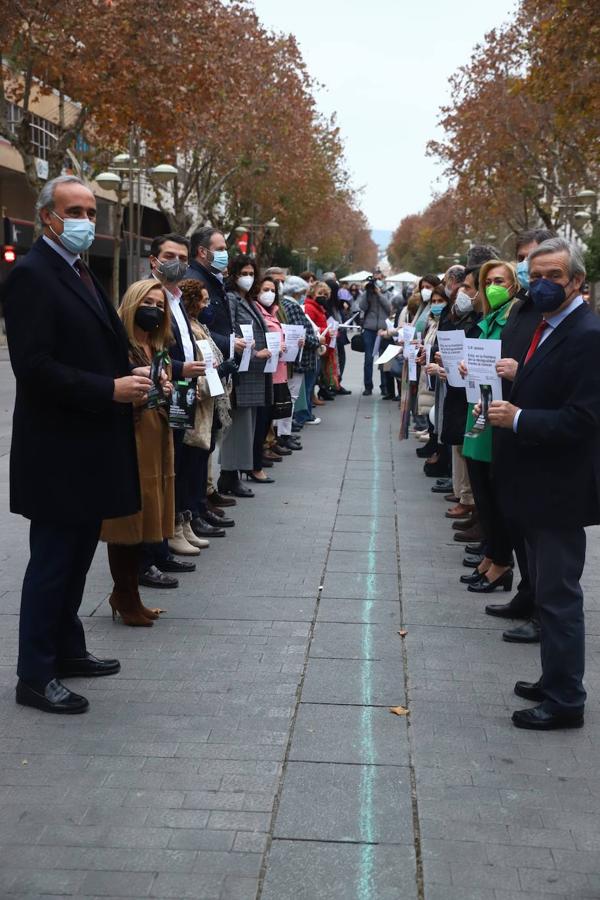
[{"xmin": 101, "ymin": 279, "xmax": 175, "ymax": 626}]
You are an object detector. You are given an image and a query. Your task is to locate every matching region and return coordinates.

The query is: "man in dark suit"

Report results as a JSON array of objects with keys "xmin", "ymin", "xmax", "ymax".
[
  {"xmin": 489, "ymin": 237, "xmax": 600, "ymax": 730},
  {"xmin": 3, "ymin": 175, "xmax": 153, "ymax": 714},
  {"xmin": 487, "ymin": 228, "xmax": 555, "ymax": 643},
  {"xmin": 185, "ymin": 226, "xmax": 241, "ymax": 358}
]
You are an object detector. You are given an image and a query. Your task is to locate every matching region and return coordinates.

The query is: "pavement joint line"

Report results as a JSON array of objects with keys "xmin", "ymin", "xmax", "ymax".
[
  {"xmin": 254, "ymin": 398, "xmax": 366, "ymax": 898},
  {"xmin": 270, "ymin": 836, "xmax": 410, "ymax": 847},
  {"xmin": 286, "ymin": 760, "xmax": 410, "ymax": 769},
  {"xmin": 391, "ymin": 420, "xmax": 426, "ymax": 900}
]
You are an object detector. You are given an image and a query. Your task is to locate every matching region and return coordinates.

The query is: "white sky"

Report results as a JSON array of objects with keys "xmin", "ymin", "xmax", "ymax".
[{"xmin": 251, "ymin": 0, "xmax": 516, "ymax": 232}]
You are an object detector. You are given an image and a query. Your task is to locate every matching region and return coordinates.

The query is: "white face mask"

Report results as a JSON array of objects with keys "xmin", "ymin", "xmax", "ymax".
[
  {"xmin": 454, "ymin": 290, "xmax": 473, "ymax": 314},
  {"xmin": 258, "ymin": 290, "xmax": 276, "ymax": 307},
  {"xmin": 421, "ymin": 288, "xmax": 432, "ymax": 303},
  {"xmin": 237, "ymin": 274, "xmax": 254, "ymax": 293}
]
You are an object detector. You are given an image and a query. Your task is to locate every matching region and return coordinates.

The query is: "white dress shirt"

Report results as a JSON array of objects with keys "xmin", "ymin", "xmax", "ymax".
[
  {"xmin": 165, "ymin": 286, "xmax": 195, "ymax": 363},
  {"xmin": 42, "ymin": 234, "xmax": 80, "ymax": 270}
]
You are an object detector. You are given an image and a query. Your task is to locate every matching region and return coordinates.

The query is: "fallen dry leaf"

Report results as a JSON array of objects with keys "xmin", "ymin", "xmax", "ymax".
[
  {"xmin": 389, "ymin": 706, "xmax": 409, "ymax": 717},
  {"xmin": 398, "ymin": 630, "xmax": 408, "ymax": 638}
]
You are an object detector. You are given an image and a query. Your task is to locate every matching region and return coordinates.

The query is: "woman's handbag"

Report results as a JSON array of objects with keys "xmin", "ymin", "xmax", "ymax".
[
  {"xmin": 271, "ymin": 382, "xmax": 293, "ymax": 420},
  {"xmin": 390, "ymin": 354, "xmax": 404, "ymax": 379},
  {"xmin": 351, "ymin": 330, "xmax": 365, "ymax": 353}
]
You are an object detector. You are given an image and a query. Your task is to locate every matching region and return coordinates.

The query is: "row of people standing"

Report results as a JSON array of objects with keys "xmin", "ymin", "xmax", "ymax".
[{"xmin": 390, "ymin": 232, "xmax": 600, "ymax": 731}]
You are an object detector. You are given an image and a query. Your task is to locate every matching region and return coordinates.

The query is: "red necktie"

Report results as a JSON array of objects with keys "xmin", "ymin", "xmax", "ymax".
[{"xmin": 524, "ymin": 320, "xmax": 549, "ymax": 365}]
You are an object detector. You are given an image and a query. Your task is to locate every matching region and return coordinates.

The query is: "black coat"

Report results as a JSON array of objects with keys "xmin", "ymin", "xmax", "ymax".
[
  {"xmin": 440, "ymin": 310, "xmax": 481, "ymax": 446},
  {"xmin": 184, "ymin": 260, "xmax": 232, "ymax": 356},
  {"xmin": 495, "ymin": 302, "xmax": 600, "ymax": 529},
  {"xmin": 3, "ymin": 237, "xmax": 140, "ymax": 523},
  {"xmin": 500, "ymin": 292, "xmax": 542, "ymax": 399}
]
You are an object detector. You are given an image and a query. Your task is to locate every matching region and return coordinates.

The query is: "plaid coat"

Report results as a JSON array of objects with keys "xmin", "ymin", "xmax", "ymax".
[
  {"xmin": 281, "ymin": 297, "xmax": 321, "ymax": 373},
  {"xmin": 227, "ymin": 291, "xmax": 273, "ymax": 408}
]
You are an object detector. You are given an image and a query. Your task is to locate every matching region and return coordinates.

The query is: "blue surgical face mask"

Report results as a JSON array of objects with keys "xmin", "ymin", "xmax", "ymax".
[
  {"xmin": 430, "ymin": 303, "xmax": 445, "ymax": 317},
  {"xmin": 51, "ymin": 212, "xmax": 95, "ymax": 253},
  {"xmin": 198, "ymin": 303, "xmax": 215, "ymax": 325},
  {"xmin": 211, "ymin": 249, "xmax": 229, "ymax": 272},
  {"xmin": 516, "ymin": 259, "xmax": 529, "ymax": 290},
  {"xmin": 529, "ymin": 278, "xmax": 569, "ymax": 313}
]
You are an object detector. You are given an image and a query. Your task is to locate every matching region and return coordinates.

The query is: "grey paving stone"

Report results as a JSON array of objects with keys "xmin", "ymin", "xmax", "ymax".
[
  {"xmin": 261, "ymin": 840, "xmax": 417, "ymax": 900},
  {"xmin": 273, "ymin": 761, "xmax": 413, "ymax": 843},
  {"xmin": 326, "ymin": 549, "xmax": 399, "ymax": 574},
  {"xmin": 302, "ymin": 656, "xmax": 404, "ymax": 706},
  {"xmin": 289, "ymin": 702, "xmax": 408, "ymax": 765},
  {"xmin": 309, "ymin": 621, "xmax": 402, "ymax": 661},
  {"xmin": 317, "ymin": 597, "xmax": 401, "ymax": 625},
  {"xmin": 321, "ymin": 570, "xmax": 399, "ymax": 600}
]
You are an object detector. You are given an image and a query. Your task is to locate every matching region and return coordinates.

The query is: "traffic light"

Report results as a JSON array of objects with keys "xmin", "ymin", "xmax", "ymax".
[{"xmin": 2, "ymin": 245, "xmax": 16, "ymax": 263}]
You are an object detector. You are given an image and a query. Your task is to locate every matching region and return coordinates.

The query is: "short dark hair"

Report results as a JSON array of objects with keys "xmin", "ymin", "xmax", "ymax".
[
  {"xmin": 226, "ymin": 254, "xmax": 260, "ymax": 296},
  {"xmin": 418, "ymin": 274, "xmax": 441, "ymax": 291},
  {"xmin": 515, "ymin": 228, "xmax": 556, "ymax": 252},
  {"xmin": 190, "ymin": 226, "xmax": 223, "ymax": 259},
  {"xmin": 150, "ymin": 233, "xmax": 189, "ymax": 257},
  {"xmin": 466, "ymin": 244, "xmax": 499, "ymax": 267}
]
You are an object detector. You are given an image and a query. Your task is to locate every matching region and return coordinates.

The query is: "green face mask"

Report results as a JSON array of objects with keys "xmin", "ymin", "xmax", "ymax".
[{"xmin": 486, "ymin": 283, "xmax": 511, "ymax": 309}]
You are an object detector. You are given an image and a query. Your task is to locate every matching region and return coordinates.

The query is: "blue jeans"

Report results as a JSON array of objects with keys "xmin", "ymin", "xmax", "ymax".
[
  {"xmin": 362, "ymin": 329, "xmax": 378, "ymax": 390},
  {"xmin": 295, "ymin": 369, "xmax": 317, "ymax": 424}
]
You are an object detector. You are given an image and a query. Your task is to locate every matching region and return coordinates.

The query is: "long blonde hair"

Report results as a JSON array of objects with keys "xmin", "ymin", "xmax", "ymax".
[{"xmin": 119, "ymin": 279, "xmax": 173, "ymax": 353}]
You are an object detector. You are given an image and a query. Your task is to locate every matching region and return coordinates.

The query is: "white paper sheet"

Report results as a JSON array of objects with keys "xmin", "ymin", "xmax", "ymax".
[
  {"xmin": 373, "ymin": 334, "xmax": 382, "ymax": 360},
  {"xmin": 196, "ymin": 340, "xmax": 224, "ymax": 397},
  {"xmin": 281, "ymin": 324, "xmax": 305, "ymax": 363},
  {"xmin": 238, "ymin": 324, "xmax": 254, "ymax": 373},
  {"xmin": 402, "ymin": 324, "xmax": 416, "ymax": 358},
  {"xmin": 374, "ymin": 343, "xmax": 401, "ymax": 366},
  {"xmin": 263, "ymin": 332, "xmax": 281, "ymax": 374},
  {"xmin": 464, "ymin": 338, "xmax": 503, "ymax": 404},
  {"xmin": 229, "ymin": 333, "xmax": 235, "ymax": 360},
  {"xmin": 327, "ymin": 316, "xmax": 338, "ymax": 349},
  {"xmin": 408, "ymin": 345, "xmax": 418, "ymax": 382},
  {"xmin": 437, "ymin": 330, "xmax": 466, "ymax": 388}
]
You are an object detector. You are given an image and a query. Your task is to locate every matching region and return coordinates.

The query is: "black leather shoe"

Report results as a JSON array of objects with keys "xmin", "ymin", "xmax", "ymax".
[
  {"xmin": 232, "ymin": 481, "xmax": 255, "ymax": 498},
  {"xmin": 58, "ymin": 653, "xmax": 121, "ymax": 678},
  {"xmin": 503, "ymin": 618, "xmax": 541, "ymax": 643},
  {"xmin": 466, "ymin": 543, "xmax": 484, "ymax": 555},
  {"xmin": 208, "ymin": 491, "xmax": 237, "ymax": 508},
  {"xmin": 203, "ymin": 510, "xmax": 234, "ymax": 528},
  {"xmin": 160, "ymin": 556, "xmax": 196, "ymax": 574},
  {"xmin": 139, "ymin": 566, "xmax": 179, "ymax": 588},
  {"xmin": 191, "ymin": 517, "xmax": 226, "ymax": 538},
  {"xmin": 468, "ymin": 569, "xmax": 513, "ymax": 594},
  {"xmin": 514, "ymin": 679, "xmax": 545, "ymax": 702},
  {"xmin": 336, "ymin": 386, "xmax": 352, "ymax": 395},
  {"xmin": 273, "ymin": 444, "xmax": 292, "ymax": 456},
  {"xmin": 463, "ymin": 554, "xmax": 484, "ymax": 568},
  {"xmin": 460, "ymin": 569, "xmax": 483, "ymax": 585},
  {"xmin": 16, "ymin": 678, "xmax": 89, "ymax": 714},
  {"xmin": 512, "ymin": 704, "xmax": 584, "ymax": 731},
  {"xmin": 485, "ymin": 597, "xmax": 532, "ymax": 619},
  {"xmin": 362, "ymin": 388, "xmax": 373, "ymax": 396},
  {"xmin": 431, "ymin": 481, "xmax": 453, "ymax": 493}
]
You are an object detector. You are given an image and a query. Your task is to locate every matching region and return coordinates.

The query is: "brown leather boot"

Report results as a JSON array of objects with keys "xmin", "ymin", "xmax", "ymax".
[{"xmin": 107, "ymin": 544, "xmax": 154, "ymax": 626}]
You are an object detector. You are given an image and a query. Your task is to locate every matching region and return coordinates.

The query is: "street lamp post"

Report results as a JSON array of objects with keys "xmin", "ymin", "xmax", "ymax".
[
  {"xmin": 233, "ymin": 217, "xmax": 280, "ymax": 261},
  {"xmin": 96, "ymin": 137, "xmax": 176, "ymax": 302},
  {"xmin": 292, "ymin": 245, "xmax": 319, "ymax": 272}
]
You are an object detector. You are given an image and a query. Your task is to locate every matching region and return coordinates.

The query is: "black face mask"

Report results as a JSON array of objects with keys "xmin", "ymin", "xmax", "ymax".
[
  {"xmin": 135, "ymin": 306, "xmax": 164, "ymax": 332},
  {"xmin": 316, "ymin": 296, "xmax": 328, "ymax": 308}
]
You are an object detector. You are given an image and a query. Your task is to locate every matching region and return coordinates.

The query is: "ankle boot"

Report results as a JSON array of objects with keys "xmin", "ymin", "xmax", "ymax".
[
  {"xmin": 181, "ymin": 511, "xmax": 207, "ymax": 550},
  {"xmin": 168, "ymin": 513, "xmax": 201, "ymax": 555},
  {"xmin": 107, "ymin": 544, "xmax": 154, "ymax": 626}
]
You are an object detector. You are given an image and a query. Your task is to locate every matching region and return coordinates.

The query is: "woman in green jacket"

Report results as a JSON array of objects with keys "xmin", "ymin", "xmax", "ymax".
[{"xmin": 462, "ymin": 260, "xmax": 520, "ymax": 594}]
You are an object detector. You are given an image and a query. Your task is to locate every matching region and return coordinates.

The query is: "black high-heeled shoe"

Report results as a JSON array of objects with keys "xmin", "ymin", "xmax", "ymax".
[
  {"xmin": 460, "ymin": 569, "xmax": 485, "ymax": 585},
  {"xmin": 244, "ymin": 472, "xmax": 275, "ymax": 484},
  {"xmin": 468, "ymin": 569, "xmax": 513, "ymax": 594}
]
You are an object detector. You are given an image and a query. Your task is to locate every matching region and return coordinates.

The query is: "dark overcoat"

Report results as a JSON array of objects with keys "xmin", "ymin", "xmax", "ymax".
[
  {"xmin": 3, "ymin": 237, "xmax": 140, "ymax": 523},
  {"xmin": 495, "ymin": 302, "xmax": 600, "ymax": 529}
]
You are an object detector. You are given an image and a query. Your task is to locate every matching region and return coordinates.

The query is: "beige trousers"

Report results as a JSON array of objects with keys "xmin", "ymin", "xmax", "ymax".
[{"xmin": 452, "ymin": 445, "xmax": 473, "ymax": 506}]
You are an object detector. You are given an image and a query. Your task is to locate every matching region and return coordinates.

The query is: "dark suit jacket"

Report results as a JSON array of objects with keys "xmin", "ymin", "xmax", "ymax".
[
  {"xmin": 495, "ymin": 302, "xmax": 600, "ymax": 529},
  {"xmin": 184, "ymin": 260, "xmax": 232, "ymax": 356},
  {"xmin": 3, "ymin": 237, "xmax": 140, "ymax": 523},
  {"xmin": 500, "ymin": 292, "xmax": 542, "ymax": 399}
]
